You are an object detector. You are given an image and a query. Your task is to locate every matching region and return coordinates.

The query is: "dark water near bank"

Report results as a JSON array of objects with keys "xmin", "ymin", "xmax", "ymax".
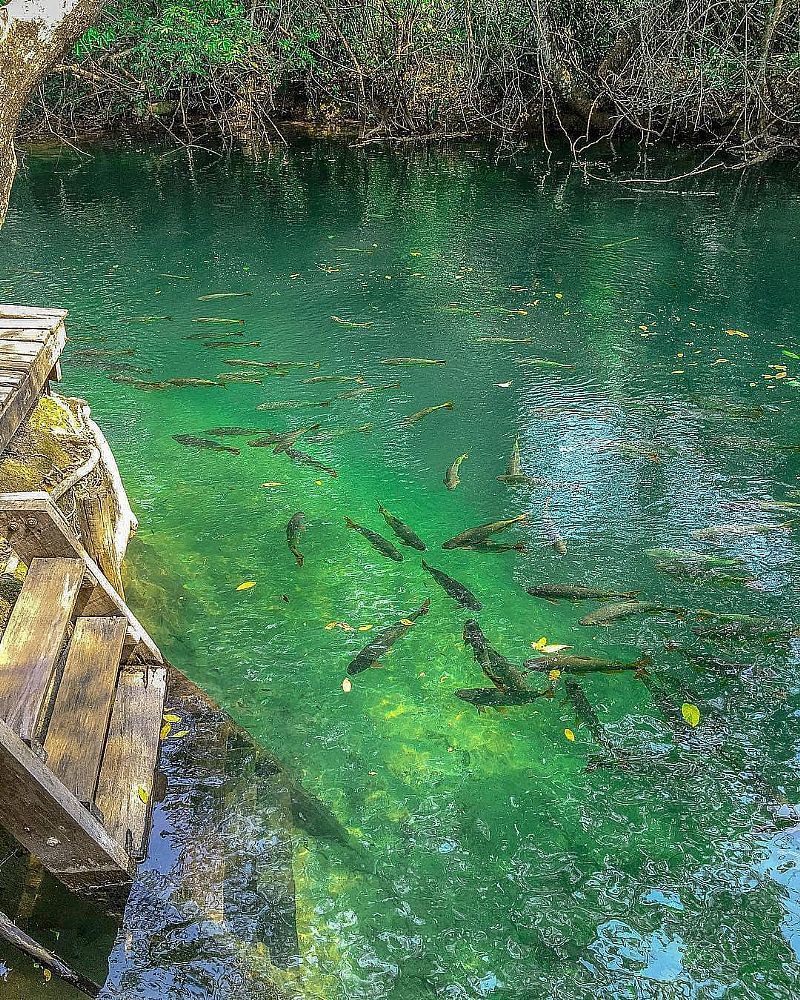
[{"xmin": 1, "ymin": 139, "xmax": 799, "ymax": 999}]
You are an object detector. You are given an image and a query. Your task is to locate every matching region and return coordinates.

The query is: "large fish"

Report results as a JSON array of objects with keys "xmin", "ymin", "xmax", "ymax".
[
  {"xmin": 284, "ymin": 448, "xmax": 338, "ymax": 477},
  {"xmin": 690, "ymin": 522, "xmax": 792, "ymax": 541},
  {"xmin": 344, "ymin": 517, "xmax": 404, "ymax": 561},
  {"xmin": 421, "ymin": 559, "xmax": 481, "ymax": 611},
  {"xmin": 382, "ymin": 358, "xmax": 446, "ymax": 366},
  {"xmin": 346, "ymin": 600, "xmax": 431, "ymax": 675},
  {"xmin": 461, "ymin": 541, "xmax": 528, "ymax": 553},
  {"xmin": 286, "ymin": 513, "xmax": 307, "ymax": 567},
  {"xmin": 525, "ymin": 653, "xmax": 649, "ymax": 674},
  {"xmin": 172, "ymin": 435, "xmax": 239, "ymax": 455},
  {"xmin": 444, "ymin": 453, "xmax": 468, "ymax": 490},
  {"xmin": 404, "ymin": 401, "xmax": 454, "ymax": 426},
  {"xmin": 527, "ymin": 584, "xmax": 638, "ymax": 601},
  {"xmin": 455, "ymin": 687, "xmax": 548, "ymax": 707},
  {"xmin": 256, "ymin": 400, "xmax": 331, "ymax": 411},
  {"xmin": 462, "ymin": 620, "xmax": 529, "ymax": 692},
  {"xmin": 579, "ymin": 602, "xmax": 682, "ymax": 627},
  {"xmin": 496, "ymin": 435, "xmax": 522, "ymax": 482},
  {"xmin": 443, "ymin": 513, "xmax": 527, "ymax": 549},
  {"xmin": 207, "ymin": 426, "xmax": 274, "ymax": 436},
  {"xmin": 377, "ymin": 504, "xmax": 426, "ymax": 551},
  {"xmin": 272, "ymin": 424, "xmax": 321, "ymax": 454}
]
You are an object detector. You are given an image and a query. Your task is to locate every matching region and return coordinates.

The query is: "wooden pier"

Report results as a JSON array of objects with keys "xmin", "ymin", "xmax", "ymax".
[{"xmin": 0, "ymin": 305, "xmax": 167, "ymax": 897}]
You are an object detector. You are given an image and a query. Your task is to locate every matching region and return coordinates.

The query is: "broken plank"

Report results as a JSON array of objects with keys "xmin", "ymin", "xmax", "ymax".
[
  {"xmin": 44, "ymin": 617, "xmax": 127, "ymax": 805},
  {"xmin": 0, "ymin": 558, "xmax": 85, "ymax": 743},
  {"xmin": 95, "ymin": 666, "xmax": 166, "ymax": 859}
]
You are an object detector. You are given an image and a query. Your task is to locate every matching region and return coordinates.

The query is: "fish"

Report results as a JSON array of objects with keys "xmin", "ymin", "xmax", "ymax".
[
  {"xmin": 122, "ymin": 316, "xmax": 172, "ymax": 323},
  {"xmin": 579, "ymin": 602, "xmax": 683, "ymax": 626},
  {"xmin": 516, "ymin": 358, "xmax": 576, "ymax": 368},
  {"xmin": 109, "ymin": 377, "xmax": 171, "ymax": 390},
  {"xmin": 542, "ymin": 506, "xmax": 567, "ymax": 556},
  {"xmin": 256, "ymin": 400, "xmax": 331, "ymax": 411},
  {"xmin": 460, "ymin": 541, "xmax": 528, "ymax": 553},
  {"xmin": 443, "ymin": 513, "xmax": 527, "ymax": 549},
  {"xmin": 302, "ymin": 376, "xmax": 366, "ymax": 385},
  {"xmin": 498, "ymin": 435, "xmax": 522, "ymax": 479},
  {"xmin": 690, "ymin": 522, "xmax": 793, "ymax": 541},
  {"xmin": 166, "ymin": 378, "xmax": 222, "ymax": 388},
  {"xmin": 337, "ymin": 382, "xmax": 401, "ymax": 400},
  {"xmin": 273, "ymin": 425, "xmax": 321, "ymax": 454},
  {"xmin": 462, "ymin": 620, "xmax": 530, "ymax": 692},
  {"xmin": 331, "ymin": 315, "xmax": 373, "ymax": 328},
  {"xmin": 377, "ymin": 504, "xmax": 426, "ymax": 551},
  {"xmin": 421, "ymin": 559, "xmax": 481, "ymax": 611},
  {"xmin": 248, "ymin": 433, "xmax": 290, "ymax": 447},
  {"xmin": 217, "ymin": 374, "xmax": 263, "ymax": 384},
  {"xmin": 444, "ymin": 453, "xmax": 468, "ymax": 490},
  {"xmin": 286, "ymin": 513, "xmax": 307, "ymax": 567},
  {"xmin": 455, "ymin": 687, "xmax": 547, "ymax": 707},
  {"xmin": 344, "ymin": 517, "xmax": 404, "ymax": 561},
  {"xmin": 193, "ymin": 317, "xmax": 246, "ymax": 324},
  {"xmin": 228, "ymin": 359, "xmax": 320, "ymax": 370},
  {"xmin": 206, "ymin": 427, "xmax": 274, "ymax": 436},
  {"xmin": 73, "ymin": 348, "xmax": 137, "ymax": 358},
  {"xmin": 204, "ymin": 340, "xmax": 261, "ymax": 348},
  {"xmin": 525, "ymin": 654, "xmax": 649, "ymax": 674},
  {"xmin": 198, "ymin": 292, "xmax": 252, "ymax": 300},
  {"xmin": 526, "ymin": 584, "xmax": 639, "ymax": 601},
  {"xmin": 307, "ymin": 423, "xmax": 372, "ymax": 442},
  {"xmin": 346, "ymin": 600, "xmax": 430, "ymax": 674},
  {"xmin": 404, "ymin": 402, "xmax": 454, "ymax": 426},
  {"xmin": 382, "ymin": 358, "xmax": 446, "ymax": 366},
  {"xmin": 185, "ymin": 329, "xmax": 245, "ymax": 340},
  {"xmin": 172, "ymin": 435, "xmax": 239, "ymax": 455},
  {"xmin": 284, "ymin": 448, "xmax": 338, "ymax": 477}
]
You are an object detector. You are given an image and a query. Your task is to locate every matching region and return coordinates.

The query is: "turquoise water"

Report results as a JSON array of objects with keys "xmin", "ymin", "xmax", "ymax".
[{"xmin": 0, "ymin": 139, "xmax": 799, "ymax": 998}]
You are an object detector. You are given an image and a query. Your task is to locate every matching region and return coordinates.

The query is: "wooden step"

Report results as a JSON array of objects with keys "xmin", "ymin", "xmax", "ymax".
[
  {"xmin": 43, "ymin": 617, "xmax": 127, "ymax": 806},
  {"xmin": 95, "ymin": 666, "xmax": 166, "ymax": 860},
  {"xmin": 0, "ymin": 558, "xmax": 84, "ymax": 744}
]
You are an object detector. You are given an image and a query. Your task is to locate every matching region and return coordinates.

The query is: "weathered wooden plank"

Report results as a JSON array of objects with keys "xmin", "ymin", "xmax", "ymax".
[
  {"xmin": 0, "ymin": 318, "xmax": 60, "ymax": 330},
  {"xmin": 0, "ymin": 558, "xmax": 84, "ymax": 743},
  {"xmin": 0, "ymin": 328, "xmax": 51, "ymax": 343},
  {"xmin": 0, "ymin": 717, "xmax": 132, "ymax": 894},
  {"xmin": 0, "ymin": 320, "xmax": 66, "ymax": 455},
  {"xmin": 0, "ymin": 494, "xmax": 163, "ymax": 662},
  {"xmin": 0, "ymin": 341, "xmax": 42, "ymax": 359},
  {"xmin": 44, "ymin": 617, "xmax": 126, "ymax": 805},
  {"xmin": 95, "ymin": 666, "xmax": 166, "ymax": 859},
  {"xmin": 0, "ymin": 305, "xmax": 67, "ymax": 321}
]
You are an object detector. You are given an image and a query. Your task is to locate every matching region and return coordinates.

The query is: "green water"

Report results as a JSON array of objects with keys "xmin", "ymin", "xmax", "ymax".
[{"xmin": 1, "ymin": 140, "xmax": 800, "ymax": 999}]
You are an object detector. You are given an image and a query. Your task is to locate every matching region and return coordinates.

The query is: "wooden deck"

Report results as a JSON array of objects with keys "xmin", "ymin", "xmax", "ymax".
[
  {"xmin": 0, "ymin": 306, "xmax": 169, "ymax": 897},
  {"xmin": 0, "ymin": 304, "xmax": 66, "ymax": 455}
]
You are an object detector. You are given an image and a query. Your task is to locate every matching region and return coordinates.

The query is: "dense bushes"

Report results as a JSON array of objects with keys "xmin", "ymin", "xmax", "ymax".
[{"xmin": 22, "ymin": 0, "xmax": 800, "ymax": 155}]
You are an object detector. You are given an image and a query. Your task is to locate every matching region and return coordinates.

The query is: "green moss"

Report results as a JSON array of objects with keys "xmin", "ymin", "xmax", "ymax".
[{"xmin": 0, "ymin": 394, "xmax": 83, "ymax": 493}]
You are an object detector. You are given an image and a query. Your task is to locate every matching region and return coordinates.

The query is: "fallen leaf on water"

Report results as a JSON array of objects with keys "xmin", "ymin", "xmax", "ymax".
[
  {"xmin": 725, "ymin": 328, "xmax": 749, "ymax": 338},
  {"xmin": 324, "ymin": 621, "xmax": 338, "ymax": 630},
  {"xmin": 43, "ymin": 969, "xmax": 52, "ymax": 983},
  {"xmin": 236, "ymin": 581, "xmax": 256, "ymax": 591},
  {"xmin": 783, "ymin": 350, "xmax": 800, "ymax": 360},
  {"xmin": 172, "ymin": 729, "xmax": 190, "ymax": 739},
  {"xmin": 554, "ymin": 292, "xmax": 564, "ymax": 300},
  {"xmin": 681, "ymin": 702, "xmax": 701, "ymax": 728},
  {"xmin": 639, "ymin": 324, "xmax": 649, "ymax": 331},
  {"xmin": 533, "ymin": 636, "xmax": 548, "ymax": 651},
  {"xmin": 548, "ymin": 669, "xmax": 562, "ymax": 681},
  {"xmin": 494, "ymin": 381, "xmax": 513, "ymax": 388},
  {"xmin": 260, "ymin": 482, "xmax": 284, "ymax": 488},
  {"xmin": 358, "ymin": 624, "xmax": 373, "ymax": 632},
  {"xmin": 400, "ymin": 619, "xmax": 415, "ymax": 627},
  {"xmin": 564, "ymin": 728, "xmax": 575, "ymax": 742},
  {"xmin": 342, "ymin": 677, "xmax": 352, "ymax": 693},
  {"xmin": 163, "ymin": 713, "xmax": 181, "ymax": 723},
  {"xmin": 160, "ymin": 723, "xmax": 172, "ymax": 740},
  {"xmin": 137, "ymin": 785, "xmax": 150, "ymax": 804}
]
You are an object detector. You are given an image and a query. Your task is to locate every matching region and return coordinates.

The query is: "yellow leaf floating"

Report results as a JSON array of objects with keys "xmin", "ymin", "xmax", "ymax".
[
  {"xmin": 533, "ymin": 636, "xmax": 548, "ymax": 651},
  {"xmin": 564, "ymin": 728, "xmax": 576, "ymax": 742},
  {"xmin": 358, "ymin": 624, "xmax": 373, "ymax": 632},
  {"xmin": 236, "ymin": 581, "xmax": 256, "ymax": 591},
  {"xmin": 725, "ymin": 328, "xmax": 749, "ymax": 338},
  {"xmin": 43, "ymin": 969, "xmax": 52, "ymax": 983},
  {"xmin": 324, "ymin": 621, "xmax": 338, "ymax": 630},
  {"xmin": 172, "ymin": 729, "xmax": 190, "ymax": 739},
  {"xmin": 342, "ymin": 677, "xmax": 352, "ymax": 693},
  {"xmin": 681, "ymin": 702, "xmax": 701, "ymax": 728},
  {"xmin": 554, "ymin": 292, "xmax": 564, "ymax": 300},
  {"xmin": 160, "ymin": 722, "xmax": 172, "ymax": 740},
  {"xmin": 399, "ymin": 619, "xmax": 415, "ymax": 627},
  {"xmin": 260, "ymin": 482, "xmax": 283, "ymax": 488},
  {"xmin": 163, "ymin": 713, "xmax": 181, "ymax": 723},
  {"xmin": 137, "ymin": 785, "xmax": 150, "ymax": 804},
  {"xmin": 548, "ymin": 669, "xmax": 562, "ymax": 681}
]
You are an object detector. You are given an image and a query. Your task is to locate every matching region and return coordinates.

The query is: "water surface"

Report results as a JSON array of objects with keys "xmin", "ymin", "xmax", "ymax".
[{"xmin": 0, "ymin": 139, "xmax": 799, "ymax": 999}]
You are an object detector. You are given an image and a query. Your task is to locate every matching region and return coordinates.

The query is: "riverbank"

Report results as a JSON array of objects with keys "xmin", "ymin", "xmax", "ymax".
[{"xmin": 18, "ymin": 0, "xmax": 800, "ymax": 162}]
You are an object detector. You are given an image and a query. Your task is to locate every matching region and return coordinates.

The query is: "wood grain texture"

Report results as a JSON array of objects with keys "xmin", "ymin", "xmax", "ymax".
[
  {"xmin": 44, "ymin": 616, "xmax": 127, "ymax": 804},
  {"xmin": 0, "ymin": 557, "xmax": 84, "ymax": 743},
  {"xmin": 0, "ymin": 317, "xmax": 65, "ymax": 455},
  {"xmin": 95, "ymin": 666, "xmax": 166, "ymax": 859},
  {"xmin": 0, "ymin": 717, "xmax": 132, "ymax": 894},
  {"xmin": 0, "ymin": 305, "xmax": 67, "ymax": 321}
]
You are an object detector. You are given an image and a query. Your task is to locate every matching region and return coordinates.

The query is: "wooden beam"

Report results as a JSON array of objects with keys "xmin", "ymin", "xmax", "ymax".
[
  {"xmin": 0, "ymin": 909, "xmax": 101, "ymax": 997},
  {"xmin": 0, "ymin": 493, "xmax": 162, "ymax": 662},
  {"xmin": 0, "ymin": 717, "xmax": 132, "ymax": 894},
  {"xmin": 0, "ymin": 319, "xmax": 65, "ymax": 455},
  {"xmin": 0, "ymin": 558, "xmax": 84, "ymax": 743},
  {"xmin": 44, "ymin": 617, "xmax": 126, "ymax": 805},
  {"xmin": 0, "ymin": 305, "xmax": 67, "ymax": 321}
]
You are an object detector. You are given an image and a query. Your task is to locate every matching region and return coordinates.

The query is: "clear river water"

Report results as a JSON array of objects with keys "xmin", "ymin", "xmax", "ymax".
[{"xmin": 0, "ymin": 138, "xmax": 798, "ymax": 1000}]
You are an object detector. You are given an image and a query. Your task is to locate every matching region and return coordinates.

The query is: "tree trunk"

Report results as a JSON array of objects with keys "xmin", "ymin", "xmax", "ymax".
[{"xmin": 0, "ymin": 0, "xmax": 106, "ymax": 224}]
